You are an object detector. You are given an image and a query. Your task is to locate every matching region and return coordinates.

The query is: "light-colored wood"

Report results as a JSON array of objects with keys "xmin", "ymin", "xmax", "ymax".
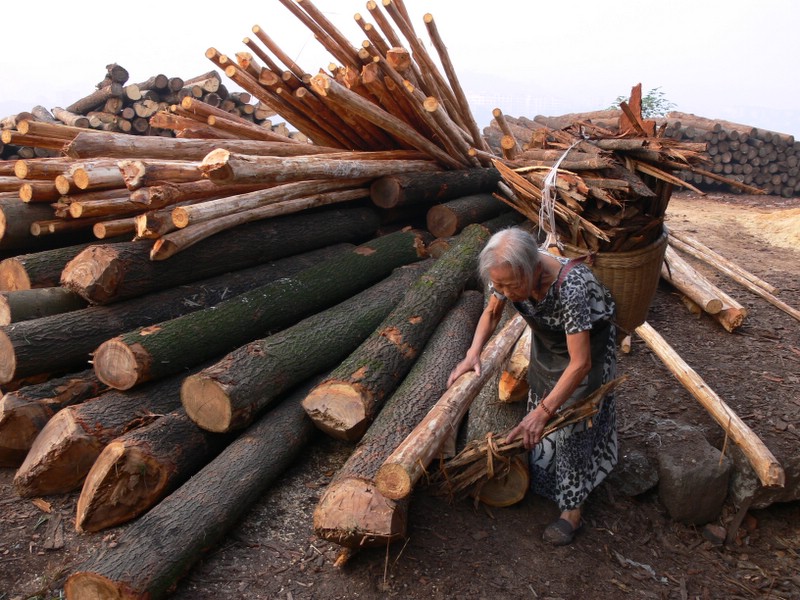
[
  {"xmin": 374, "ymin": 314, "xmax": 526, "ymax": 500},
  {"xmin": 635, "ymin": 321, "xmax": 784, "ymax": 488},
  {"xmin": 117, "ymin": 159, "xmax": 203, "ymax": 191},
  {"xmin": 497, "ymin": 325, "xmax": 531, "ymax": 403},
  {"xmin": 662, "ymin": 245, "xmax": 724, "ymax": 314}
]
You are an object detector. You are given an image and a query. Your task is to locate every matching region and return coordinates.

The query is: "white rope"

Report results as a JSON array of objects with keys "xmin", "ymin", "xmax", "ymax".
[{"xmin": 539, "ymin": 139, "xmax": 582, "ymax": 251}]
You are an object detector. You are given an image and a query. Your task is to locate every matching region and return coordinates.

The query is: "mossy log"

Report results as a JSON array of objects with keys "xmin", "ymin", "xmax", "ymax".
[
  {"xmin": 314, "ymin": 291, "xmax": 482, "ymax": 548},
  {"xmin": 61, "ymin": 206, "xmax": 379, "ymax": 304},
  {"xmin": 0, "ymin": 245, "xmax": 350, "ymax": 384},
  {"xmin": 302, "ymin": 223, "xmax": 491, "ymax": 442},
  {"xmin": 76, "ymin": 409, "xmax": 230, "ymax": 532},
  {"xmin": 182, "ymin": 261, "xmax": 429, "ymax": 433},
  {"xmin": 64, "ymin": 381, "xmax": 319, "ymax": 600},
  {"xmin": 0, "ymin": 369, "xmax": 107, "ymax": 467},
  {"xmin": 95, "ymin": 230, "xmax": 427, "ymax": 391}
]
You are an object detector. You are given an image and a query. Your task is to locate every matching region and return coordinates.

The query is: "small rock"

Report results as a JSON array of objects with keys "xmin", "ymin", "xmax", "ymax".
[{"xmin": 702, "ymin": 524, "xmax": 727, "ymax": 546}]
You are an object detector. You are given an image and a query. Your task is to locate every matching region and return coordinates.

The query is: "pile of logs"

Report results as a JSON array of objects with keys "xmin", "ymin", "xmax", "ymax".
[{"xmin": 0, "ymin": 64, "xmax": 283, "ymax": 161}]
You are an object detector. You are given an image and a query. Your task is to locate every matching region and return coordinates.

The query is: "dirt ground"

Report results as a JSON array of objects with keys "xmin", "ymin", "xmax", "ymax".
[{"xmin": 1, "ymin": 190, "xmax": 799, "ymax": 600}]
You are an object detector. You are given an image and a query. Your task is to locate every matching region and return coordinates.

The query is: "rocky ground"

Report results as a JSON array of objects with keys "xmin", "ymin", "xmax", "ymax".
[{"xmin": 1, "ymin": 190, "xmax": 799, "ymax": 600}]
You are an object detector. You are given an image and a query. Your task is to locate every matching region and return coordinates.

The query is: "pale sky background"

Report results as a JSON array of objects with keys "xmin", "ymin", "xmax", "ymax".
[{"xmin": 2, "ymin": 0, "xmax": 799, "ymax": 138}]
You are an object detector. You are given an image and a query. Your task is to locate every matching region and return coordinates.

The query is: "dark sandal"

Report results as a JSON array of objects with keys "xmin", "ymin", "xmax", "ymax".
[{"xmin": 542, "ymin": 518, "xmax": 582, "ymax": 546}]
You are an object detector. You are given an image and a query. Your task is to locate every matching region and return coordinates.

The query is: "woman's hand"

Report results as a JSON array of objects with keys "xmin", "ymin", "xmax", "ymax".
[
  {"xmin": 506, "ymin": 405, "xmax": 550, "ymax": 449},
  {"xmin": 447, "ymin": 354, "xmax": 481, "ymax": 387}
]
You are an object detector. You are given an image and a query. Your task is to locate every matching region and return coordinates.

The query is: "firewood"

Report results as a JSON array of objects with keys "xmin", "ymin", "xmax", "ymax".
[
  {"xmin": 0, "ymin": 369, "xmax": 107, "ymax": 467},
  {"xmin": 313, "ymin": 291, "xmax": 482, "ymax": 548},
  {"xmin": 97, "ymin": 229, "xmax": 426, "ymax": 392},
  {"xmin": 64, "ymin": 379, "xmax": 318, "ymax": 600},
  {"xmin": 662, "ymin": 245, "xmax": 724, "ymax": 314},
  {"xmin": 14, "ymin": 373, "xmax": 191, "ymax": 497},
  {"xmin": 75, "ymin": 409, "xmax": 230, "ymax": 532},
  {"xmin": 635, "ymin": 321, "xmax": 784, "ymax": 488},
  {"xmin": 370, "ymin": 167, "xmax": 501, "ymax": 209},
  {"xmin": 374, "ymin": 314, "xmax": 526, "ymax": 500},
  {"xmin": 0, "ymin": 287, "xmax": 87, "ymax": 325},
  {"xmin": 497, "ymin": 325, "xmax": 532, "ymax": 403},
  {"xmin": 425, "ymin": 193, "xmax": 508, "ymax": 238},
  {"xmin": 61, "ymin": 206, "xmax": 380, "ymax": 304},
  {"xmin": 0, "ymin": 245, "xmax": 352, "ymax": 384},
  {"xmin": 64, "ymin": 130, "xmax": 340, "ymax": 161},
  {"xmin": 302, "ymin": 223, "xmax": 490, "ymax": 441}
]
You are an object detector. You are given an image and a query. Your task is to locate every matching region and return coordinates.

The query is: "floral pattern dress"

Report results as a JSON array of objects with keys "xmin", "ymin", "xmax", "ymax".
[{"xmin": 491, "ymin": 254, "xmax": 618, "ymax": 511}]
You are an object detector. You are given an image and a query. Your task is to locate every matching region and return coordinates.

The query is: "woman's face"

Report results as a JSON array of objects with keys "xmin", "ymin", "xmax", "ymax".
[{"xmin": 489, "ymin": 263, "xmax": 536, "ymax": 302}]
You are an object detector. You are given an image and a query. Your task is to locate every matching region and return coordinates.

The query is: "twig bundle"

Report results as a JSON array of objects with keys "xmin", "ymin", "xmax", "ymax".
[{"xmin": 432, "ymin": 375, "xmax": 628, "ymax": 502}]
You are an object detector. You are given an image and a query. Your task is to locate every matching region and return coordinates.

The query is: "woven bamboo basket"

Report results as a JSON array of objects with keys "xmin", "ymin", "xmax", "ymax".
[{"xmin": 560, "ymin": 226, "xmax": 668, "ymax": 337}]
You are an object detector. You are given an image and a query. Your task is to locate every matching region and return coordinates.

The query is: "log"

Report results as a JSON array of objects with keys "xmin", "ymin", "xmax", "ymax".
[
  {"xmin": 0, "ymin": 240, "xmax": 104, "ymax": 290},
  {"xmin": 301, "ymin": 223, "xmax": 491, "ymax": 442},
  {"xmin": 370, "ymin": 167, "xmax": 501, "ymax": 209},
  {"xmin": 117, "ymin": 159, "xmax": 203, "ymax": 191},
  {"xmin": 374, "ymin": 314, "xmax": 527, "ymax": 500},
  {"xmin": 497, "ymin": 325, "xmax": 532, "ymax": 403},
  {"xmin": 0, "ymin": 245, "xmax": 352, "ymax": 384},
  {"xmin": 130, "ymin": 180, "xmax": 264, "ymax": 209},
  {"xmin": 51, "ymin": 107, "xmax": 90, "ymax": 129},
  {"xmin": 635, "ymin": 321, "xmax": 784, "ymax": 488},
  {"xmin": 75, "ymin": 409, "xmax": 230, "ymax": 532},
  {"xmin": 61, "ymin": 206, "xmax": 380, "ymax": 304},
  {"xmin": 64, "ymin": 130, "xmax": 340, "ymax": 161},
  {"xmin": 0, "ymin": 287, "xmax": 87, "ymax": 325},
  {"xmin": 425, "ymin": 193, "xmax": 508, "ymax": 238},
  {"xmin": 0, "ymin": 198, "xmax": 65, "ymax": 252},
  {"xmin": 64, "ymin": 380, "xmax": 318, "ymax": 600},
  {"xmin": 199, "ymin": 148, "xmax": 440, "ymax": 185},
  {"xmin": 96, "ymin": 229, "xmax": 426, "ymax": 392},
  {"xmin": 65, "ymin": 82, "xmax": 124, "ymax": 115},
  {"xmin": 93, "ymin": 217, "xmax": 137, "ymax": 240},
  {"xmin": 314, "ymin": 291, "xmax": 483, "ymax": 548},
  {"xmin": 14, "ymin": 373, "xmax": 189, "ymax": 497},
  {"xmin": 662, "ymin": 245, "xmax": 724, "ymax": 314},
  {"xmin": 0, "ymin": 369, "xmax": 107, "ymax": 467}
]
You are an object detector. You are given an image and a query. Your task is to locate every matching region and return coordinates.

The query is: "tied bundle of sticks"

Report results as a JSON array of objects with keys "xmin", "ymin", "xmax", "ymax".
[{"xmin": 432, "ymin": 375, "xmax": 628, "ymax": 503}]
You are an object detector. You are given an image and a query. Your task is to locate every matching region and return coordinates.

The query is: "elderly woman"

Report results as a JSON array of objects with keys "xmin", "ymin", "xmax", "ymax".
[{"xmin": 447, "ymin": 227, "xmax": 618, "ymax": 546}]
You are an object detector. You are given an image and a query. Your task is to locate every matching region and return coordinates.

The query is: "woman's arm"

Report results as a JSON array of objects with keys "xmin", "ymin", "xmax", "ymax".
[{"xmin": 446, "ymin": 293, "xmax": 506, "ymax": 387}]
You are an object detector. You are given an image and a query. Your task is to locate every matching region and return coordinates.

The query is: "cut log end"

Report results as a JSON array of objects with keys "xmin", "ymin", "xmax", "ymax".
[
  {"xmin": 497, "ymin": 372, "xmax": 528, "ymax": 403},
  {"xmin": 0, "ymin": 258, "xmax": 32, "ymax": 291},
  {"xmin": 0, "ymin": 330, "xmax": 17, "ymax": 383},
  {"xmin": 76, "ymin": 442, "xmax": 167, "ymax": 533},
  {"xmin": 93, "ymin": 339, "xmax": 150, "ymax": 391},
  {"xmin": 64, "ymin": 573, "xmax": 134, "ymax": 600},
  {"xmin": 374, "ymin": 463, "xmax": 412, "ymax": 501},
  {"xmin": 313, "ymin": 477, "xmax": 406, "ymax": 548},
  {"xmin": 369, "ymin": 177, "xmax": 402, "ymax": 209},
  {"xmin": 301, "ymin": 382, "xmax": 368, "ymax": 442},
  {"xmin": 474, "ymin": 456, "xmax": 529, "ymax": 508},
  {"xmin": 181, "ymin": 374, "xmax": 233, "ymax": 433},
  {"xmin": 0, "ymin": 396, "xmax": 53, "ymax": 467},
  {"xmin": 60, "ymin": 246, "xmax": 124, "ymax": 304}
]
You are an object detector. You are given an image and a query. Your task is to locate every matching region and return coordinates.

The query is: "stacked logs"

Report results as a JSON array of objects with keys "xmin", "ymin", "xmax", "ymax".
[{"xmin": 0, "ymin": 64, "xmax": 282, "ymax": 161}]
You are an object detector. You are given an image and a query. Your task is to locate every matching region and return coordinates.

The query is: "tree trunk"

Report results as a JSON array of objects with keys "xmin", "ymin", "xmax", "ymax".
[
  {"xmin": 0, "ymin": 198, "xmax": 65, "ymax": 252},
  {"xmin": 425, "ymin": 193, "xmax": 509, "ymax": 238},
  {"xmin": 369, "ymin": 168, "xmax": 501, "ymax": 209},
  {"xmin": 14, "ymin": 374, "xmax": 190, "ymax": 497},
  {"xmin": 76, "ymin": 409, "xmax": 230, "ymax": 532},
  {"xmin": 635, "ymin": 321, "xmax": 784, "ymax": 488},
  {"xmin": 0, "ymin": 369, "xmax": 107, "ymax": 467},
  {"xmin": 0, "ymin": 245, "xmax": 352, "ymax": 384},
  {"xmin": 0, "ymin": 287, "xmax": 87, "ymax": 324},
  {"xmin": 375, "ymin": 314, "xmax": 527, "ymax": 500},
  {"xmin": 314, "ymin": 291, "xmax": 483, "ymax": 548},
  {"xmin": 117, "ymin": 159, "xmax": 204, "ymax": 191},
  {"xmin": 60, "ymin": 206, "xmax": 380, "ymax": 304},
  {"xmin": 302, "ymin": 223, "xmax": 491, "ymax": 442},
  {"xmin": 662, "ymin": 245, "xmax": 724, "ymax": 314},
  {"xmin": 0, "ymin": 240, "xmax": 104, "ymax": 291},
  {"xmin": 64, "ymin": 381, "xmax": 318, "ymax": 600},
  {"xmin": 95, "ymin": 230, "xmax": 426, "ymax": 391},
  {"xmin": 129, "ymin": 180, "xmax": 263, "ymax": 209}
]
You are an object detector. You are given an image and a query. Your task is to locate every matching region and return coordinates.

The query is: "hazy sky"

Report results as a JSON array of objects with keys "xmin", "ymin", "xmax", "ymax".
[{"xmin": 2, "ymin": 0, "xmax": 798, "ymax": 137}]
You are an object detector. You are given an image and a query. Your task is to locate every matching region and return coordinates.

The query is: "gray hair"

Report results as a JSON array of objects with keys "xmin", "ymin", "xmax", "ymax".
[{"xmin": 478, "ymin": 227, "xmax": 541, "ymax": 288}]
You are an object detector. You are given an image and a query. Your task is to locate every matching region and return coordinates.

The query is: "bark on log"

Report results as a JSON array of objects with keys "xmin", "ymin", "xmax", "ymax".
[
  {"xmin": 0, "ymin": 198, "xmax": 63, "ymax": 252},
  {"xmin": 64, "ymin": 380, "xmax": 319, "ymax": 600},
  {"xmin": 14, "ymin": 374, "xmax": 189, "ymax": 496},
  {"xmin": 98, "ymin": 229, "xmax": 426, "ymax": 392},
  {"xmin": 117, "ymin": 159, "xmax": 203, "ymax": 191},
  {"xmin": 635, "ymin": 321, "xmax": 784, "ymax": 488},
  {"xmin": 662, "ymin": 245, "xmax": 724, "ymax": 314},
  {"xmin": 0, "ymin": 287, "xmax": 87, "ymax": 325},
  {"xmin": 370, "ymin": 168, "xmax": 501, "ymax": 209},
  {"xmin": 314, "ymin": 291, "xmax": 483, "ymax": 548},
  {"xmin": 375, "ymin": 314, "xmax": 527, "ymax": 500},
  {"xmin": 76, "ymin": 409, "xmax": 230, "ymax": 532},
  {"xmin": 64, "ymin": 130, "xmax": 340, "ymax": 161},
  {"xmin": 0, "ymin": 240, "xmax": 107, "ymax": 291},
  {"xmin": 425, "ymin": 193, "xmax": 508, "ymax": 238},
  {"xmin": 66, "ymin": 83, "xmax": 124, "ymax": 115},
  {"xmin": 0, "ymin": 369, "xmax": 107, "ymax": 467},
  {"xmin": 61, "ymin": 206, "xmax": 379, "ymax": 304},
  {"xmin": 182, "ymin": 260, "xmax": 430, "ymax": 434},
  {"xmin": 130, "ymin": 180, "xmax": 264, "ymax": 209},
  {"xmin": 302, "ymin": 223, "xmax": 491, "ymax": 442},
  {"xmin": 0, "ymin": 245, "xmax": 352, "ymax": 384}
]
